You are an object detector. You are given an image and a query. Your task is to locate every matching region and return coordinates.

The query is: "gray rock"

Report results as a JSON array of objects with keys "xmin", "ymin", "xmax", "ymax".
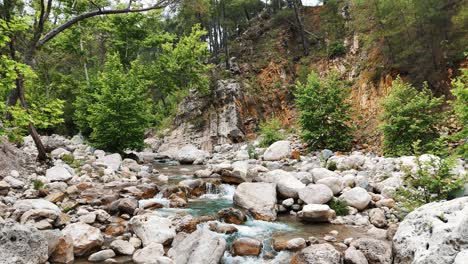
[
  {"xmin": 393, "ymin": 197, "xmax": 468, "ymax": 264},
  {"xmin": 344, "ymin": 246, "xmax": 368, "ymax": 264},
  {"xmin": 132, "ymin": 242, "xmax": 165, "ymax": 264},
  {"xmin": 298, "ymin": 184, "xmax": 333, "ymax": 204},
  {"xmin": 298, "ymin": 204, "xmax": 336, "ymax": 223},
  {"xmin": 110, "ymin": 239, "xmax": 135, "ymax": 255},
  {"xmin": 88, "ymin": 249, "xmax": 115, "ymax": 262},
  {"xmin": 175, "ymin": 145, "xmax": 209, "ymax": 164},
  {"xmin": 3, "ymin": 176, "xmax": 25, "ymax": 189},
  {"xmin": 340, "ymin": 187, "xmax": 371, "ymax": 210},
  {"xmin": 368, "ymin": 208, "xmax": 387, "ymax": 228},
  {"xmin": 310, "ymin": 168, "xmax": 339, "ymax": 182},
  {"xmin": 129, "ymin": 213, "xmax": 176, "ymax": 246},
  {"xmin": 260, "ymin": 170, "xmax": 306, "ymax": 198},
  {"xmin": 350, "ymin": 238, "xmax": 391, "ymax": 264},
  {"xmin": 233, "ymin": 182, "xmax": 277, "ymax": 221},
  {"xmin": 0, "ymin": 220, "xmax": 48, "ymax": 264},
  {"xmin": 263, "ymin": 140, "xmax": 291, "ymax": 161},
  {"xmin": 98, "ymin": 153, "xmax": 122, "ymax": 171},
  {"xmin": 291, "ymin": 243, "xmax": 342, "ymax": 264},
  {"xmin": 62, "ymin": 222, "xmax": 104, "ymax": 256},
  {"xmin": 317, "ymin": 177, "xmax": 343, "ymax": 195},
  {"xmin": 46, "ymin": 166, "xmax": 72, "ymax": 182},
  {"xmin": 168, "ymin": 229, "xmax": 226, "ymax": 264}
]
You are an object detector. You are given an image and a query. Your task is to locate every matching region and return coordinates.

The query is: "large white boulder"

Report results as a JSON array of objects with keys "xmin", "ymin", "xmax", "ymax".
[
  {"xmin": 168, "ymin": 229, "xmax": 226, "ymax": 264},
  {"xmin": 97, "ymin": 153, "xmax": 122, "ymax": 172},
  {"xmin": 175, "ymin": 144, "xmax": 209, "ymax": 164},
  {"xmin": 46, "ymin": 166, "xmax": 73, "ymax": 182},
  {"xmin": 340, "ymin": 187, "xmax": 371, "ymax": 210},
  {"xmin": 260, "ymin": 170, "xmax": 306, "ymax": 198},
  {"xmin": 233, "ymin": 182, "xmax": 277, "ymax": 221},
  {"xmin": 129, "ymin": 213, "xmax": 176, "ymax": 246},
  {"xmin": 317, "ymin": 176, "xmax": 344, "ymax": 195},
  {"xmin": 393, "ymin": 197, "xmax": 468, "ymax": 264},
  {"xmin": 298, "ymin": 184, "xmax": 334, "ymax": 204},
  {"xmin": 263, "ymin": 140, "xmax": 291, "ymax": 161},
  {"xmin": 298, "ymin": 204, "xmax": 336, "ymax": 223},
  {"xmin": 62, "ymin": 223, "xmax": 104, "ymax": 256},
  {"xmin": 310, "ymin": 167, "xmax": 339, "ymax": 183}
]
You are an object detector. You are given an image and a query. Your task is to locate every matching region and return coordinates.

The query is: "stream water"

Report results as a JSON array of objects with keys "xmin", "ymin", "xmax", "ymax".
[{"xmin": 149, "ymin": 163, "xmax": 370, "ymax": 264}]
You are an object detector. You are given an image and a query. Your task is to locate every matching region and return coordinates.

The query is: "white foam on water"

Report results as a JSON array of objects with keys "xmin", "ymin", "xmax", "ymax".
[
  {"xmin": 197, "ymin": 183, "xmax": 236, "ymax": 200},
  {"xmin": 222, "ymin": 251, "xmax": 292, "ymax": 264},
  {"xmin": 138, "ymin": 197, "xmax": 170, "ymax": 208}
]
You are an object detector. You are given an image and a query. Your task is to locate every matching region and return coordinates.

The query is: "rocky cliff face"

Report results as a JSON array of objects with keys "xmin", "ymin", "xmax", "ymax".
[{"xmin": 158, "ymin": 79, "xmax": 249, "ymax": 152}]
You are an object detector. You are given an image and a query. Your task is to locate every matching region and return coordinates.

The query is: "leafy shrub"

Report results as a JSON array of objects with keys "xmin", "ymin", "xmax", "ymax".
[
  {"xmin": 395, "ymin": 155, "xmax": 466, "ymax": 212},
  {"xmin": 380, "ymin": 78, "xmax": 445, "ymax": 156},
  {"xmin": 450, "ymin": 69, "xmax": 467, "ymax": 158},
  {"xmin": 327, "ymin": 161, "xmax": 337, "ymax": 171},
  {"xmin": 329, "ymin": 198, "xmax": 349, "ymax": 216},
  {"xmin": 247, "ymin": 145, "xmax": 258, "ymax": 159},
  {"xmin": 327, "ymin": 41, "xmax": 346, "ymax": 58},
  {"xmin": 295, "ymin": 71, "xmax": 352, "ymax": 151},
  {"xmin": 259, "ymin": 117, "xmax": 285, "ymax": 147},
  {"xmin": 61, "ymin": 154, "xmax": 75, "ymax": 165},
  {"xmin": 32, "ymin": 179, "xmax": 46, "ymax": 190},
  {"xmin": 77, "ymin": 54, "xmax": 152, "ymax": 153}
]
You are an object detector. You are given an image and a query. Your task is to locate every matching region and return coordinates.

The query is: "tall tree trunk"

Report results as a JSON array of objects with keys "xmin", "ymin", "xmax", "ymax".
[
  {"xmin": 220, "ymin": 0, "xmax": 229, "ymax": 68},
  {"xmin": 291, "ymin": 0, "xmax": 308, "ymax": 55}
]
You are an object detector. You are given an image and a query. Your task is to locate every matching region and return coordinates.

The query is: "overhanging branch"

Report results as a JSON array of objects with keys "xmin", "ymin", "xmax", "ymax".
[{"xmin": 36, "ymin": 0, "xmax": 171, "ymax": 48}]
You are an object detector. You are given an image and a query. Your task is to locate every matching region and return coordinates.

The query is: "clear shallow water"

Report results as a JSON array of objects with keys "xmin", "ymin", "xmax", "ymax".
[{"xmin": 147, "ymin": 165, "xmax": 370, "ymax": 264}]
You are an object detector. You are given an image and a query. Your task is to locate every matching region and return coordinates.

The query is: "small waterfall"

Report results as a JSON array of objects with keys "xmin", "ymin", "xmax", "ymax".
[{"xmin": 200, "ymin": 183, "xmax": 236, "ymax": 200}]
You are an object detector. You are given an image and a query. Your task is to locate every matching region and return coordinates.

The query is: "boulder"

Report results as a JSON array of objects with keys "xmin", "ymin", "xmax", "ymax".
[
  {"xmin": 0, "ymin": 220, "xmax": 48, "ymax": 264},
  {"xmin": 176, "ymin": 145, "xmax": 209, "ymax": 164},
  {"xmin": 454, "ymin": 250, "xmax": 468, "ymax": 264},
  {"xmin": 298, "ymin": 204, "xmax": 336, "ymax": 223},
  {"xmin": 260, "ymin": 170, "xmax": 306, "ymax": 198},
  {"xmin": 368, "ymin": 208, "xmax": 387, "ymax": 228},
  {"xmin": 340, "ymin": 187, "xmax": 371, "ymax": 210},
  {"xmin": 13, "ymin": 199, "xmax": 61, "ymax": 223},
  {"xmin": 3, "ymin": 176, "xmax": 25, "ymax": 188},
  {"xmin": 129, "ymin": 213, "xmax": 176, "ymax": 246},
  {"xmin": 350, "ymin": 238, "xmax": 391, "ymax": 264},
  {"xmin": 233, "ymin": 182, "xmax": 277, "ymax": 221},
  {"xmin": 217, "ymin": 208, "xmax": 246, "ymax": 224},
  {"xmin": 393, "ymin": 197, "xmax": 468, "ymax": 264},
  {"xmin": 110, "ymin": 239, "xmax": 135, "ymax": 255},
  {"xmin": 62, "ymin": 223, "xmax": 104, "ymax": 256},
  {"xmin": 298, "ymin": 184, "xmax": 333, "ymax": 204},
  {"xmin": 310, "ymin": 168, "xmax": 339, "ymax": 183},
  {"xmin": 117, "ymin": 198, "xmax": 138, "ymax": 215},
  {"xmin": 132, "ymin": 242, "xmax": 165, "ymax": 264},
  {"xmin": 98, "ymin": 153, "xmax": 122, "ymax": 171},
  {"xmin": 263, "ymin": 140, "xmax": 291, "ymax": 161},
  {"xmin": 291, "ymin": 243, "xmax": 342, "ymax": 264},
  {"xmin": 168, "ymin": 229, "xmax": 226, "ymax": 264},
  {"xmin": 344, "ymin": 246, "xmax": 368, "ymax": 264},
  {"xmin": 317, "ymin": 177, "xmax": 344, "ymax": 195},
  {"xmin": 286, "ymin": 238, "xmax": 307, "ymax": 251},
  {"xmin": 46, "ymin": 166, "xmax": 72, "ymax": 182},
  {"xmin": 88, "ymin": 249, "xmax": 115, "ymax": 262},
  {"xmin": 231, "ymin": 237, "xmax": 262, "ymax": 256},
  {"xmin": 49, "ymin": 234, "xmax": 74, "ymax": 264}
]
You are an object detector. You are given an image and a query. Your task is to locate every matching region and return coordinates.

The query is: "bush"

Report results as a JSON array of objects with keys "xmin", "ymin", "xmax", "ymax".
[
  {"xmin": 78, "ymin": 54, "xmax": 152, "ymax": 153},
  {"xmin": 327, "ymin": 41, "xmax": 346, "ymax": 58},
  {"xmin": 295, "ymin": 71, "xmax": 352, "ymax": 151},
  {"xmin": 450, "ymin": 69, "xmax": 467, "ymax": 158},
  {"xmin": 247, "ymin": 145, "xmax": 258, "ymax": 159},
  {"xmin": 32, "ymin": 179, "xmax": 46, "ymax": 190},
  {"xmin": 395, "ymin": 155, "xmax": 466, "ymax": 212},
  {"xmin": 259, "ymin": 117, "xmax": 285, "ymax": 147},
  {"xmin": 380, "ymin": 78, "xmax": 445, "ymax": 156},
  {"xmin": 329, "ymin": 198, "xmax": 349, "ymax": 216}
]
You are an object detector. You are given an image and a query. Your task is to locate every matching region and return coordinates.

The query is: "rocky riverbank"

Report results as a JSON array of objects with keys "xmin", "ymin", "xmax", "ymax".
[{"xmin": 0, "ymin": 135, "xmax": 466, "ymax": 264}]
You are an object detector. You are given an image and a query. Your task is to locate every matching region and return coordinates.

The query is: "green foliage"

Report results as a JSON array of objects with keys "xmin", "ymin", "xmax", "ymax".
[
  {"xmin": 450, "ymin": 68, "xmax": 468, "ymax": 158},
  {"xmin": 395, "ymin": 155, "xmax": 466, "ymax": 212},
  {"xmin": 247, "ymin": 145, "xmax": 258, "ymax": 159},
  {"xmin": 259, "ymin": 117, "xmax": 285, "ymax": 147},
  {"xmin": 329, "ymin": 198, "xmax": 349, "ymax": 216},
  {"xmin": 380, "ymin": 78, "xmax": 445, "ymax": 156},
  {"xmin": 32, "ymin": 179, "xmax": 46, "ymax": 190},
  {"xmin": 327, "ymin": 161, "xmax": 338, "ymax": 171},
  {"xmin": 327, "ymin": 41, "xmax": 346, "ymax": 58},
  {"xmin": 77, "ymin": 54, "xmax": 153, "ymax": 153},
  {"xmin": 295, "ymin": 71, "xmax": 352, "ymax": 151}
]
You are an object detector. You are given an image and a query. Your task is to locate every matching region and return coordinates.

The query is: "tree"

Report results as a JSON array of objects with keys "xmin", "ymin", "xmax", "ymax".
[
  {"xmin": 380, "ymin": 78, "xmax": 445, "ymax": 156},
  {"xmin": 1, "ymin": 0, "xmax": 172, "ymax": 161},
  {"xmin": 295, "ymin": 71, "xmax": 352, "ymax": 151},
  {"xmin": 83, "ymin": 54, "xmax": 152, "ymax": 153},
  {"xmin": 450, "ymin": 68, "xmax": 467, "ymax": 158}
]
